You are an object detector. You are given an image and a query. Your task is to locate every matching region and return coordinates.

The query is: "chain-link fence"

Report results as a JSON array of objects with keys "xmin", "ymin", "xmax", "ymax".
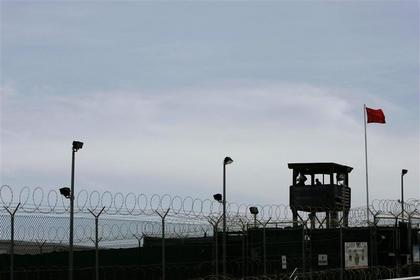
[{"xmin": 1, "ymin": 185, "xmax": 420, "ymax": 280}]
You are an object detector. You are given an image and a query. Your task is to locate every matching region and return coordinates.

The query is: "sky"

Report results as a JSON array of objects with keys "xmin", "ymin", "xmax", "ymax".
[{"xmin": 0, "ymin": 1, "xmax": 419, "ymax": 208}]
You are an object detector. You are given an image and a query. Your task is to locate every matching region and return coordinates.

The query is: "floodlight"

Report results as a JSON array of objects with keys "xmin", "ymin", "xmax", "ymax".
[
  {"xmin": 402, "ymin": 169, "xmax": 408, "ymax": 176},
  {"xmin": 59, "ymin": 187, "xmax": 71, "ymax": 199},
  {"xmin": 213, "ymin": 193, "xmax": 222, "ymax": 202},
  {"xmin": 249, "ymin": 206, "xmax": 259, "ymax": 215},
  {"xmin": 72, "ymin": 141, "xmax": 84, "ymax": 151},
  {"xmin": 224, "ymin": 157, "xmax": 233, "ymax": 165}
]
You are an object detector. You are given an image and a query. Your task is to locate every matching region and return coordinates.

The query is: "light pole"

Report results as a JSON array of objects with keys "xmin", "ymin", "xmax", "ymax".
[
  {"xmin": 401, "ymin": 169, "xmax": 408, "ymax": 222},
  {"xmin": 222, "ymin": 156, "xmax": 233, "ymax": 277},
  {"xmin": 212, "ymin": 193, "xmax": 223, "ymax": 278},
  {"xmin": 60, "ymin": 141, "xmax": 83, "ymax": 280}
]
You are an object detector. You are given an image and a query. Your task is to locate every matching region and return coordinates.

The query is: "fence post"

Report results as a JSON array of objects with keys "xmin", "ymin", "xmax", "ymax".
[
  {"xmin": 238, "ymin": 218, "xmax": 247, "ymax": 279},
  {"xmin": 395, "ymin": 216, "xmax": 400, "ymax": 276},
  {"xmin": 4, "ymin": 203, "xmax": 20, "ymax": 280},
  {"xmin": 408, "ymin": 213, "xmax": 414, "ymax": 276},
  {"xmin": 133, "ymin": 232, "xmax": 144, "ymax": 271},
  {"xmin": 257, "ymin": 217, "xmax": 271, "ymax": 275},
  {"xmin": 207, "ymin": 215, "xmax": 222, "ymax": 279},
  {"xmin": 36, "ymin": 240, "xmax": 46, "ymax": 255},
  {"xmin": 133, "ymin": 233, "xmax": 144, "ymax": 249},
  {"xmin": 155, "ymin": 208, "xmax": 170, "ymax": 280},
  {"xmin": 88, "ymin": 207, "xmax": 105, "ymax": 280}
]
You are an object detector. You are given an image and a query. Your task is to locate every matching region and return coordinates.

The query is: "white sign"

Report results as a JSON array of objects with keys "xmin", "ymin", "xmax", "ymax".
[
  {"xmin": 281, "ymin": 255, "xmax": 287, "ymax": 269},
  {"xmin": 318, "ymin": 254, "xmax": 328, "ymax": 266},
  {"xmin": 345, "ymin": 242, "xmax": 368, "ymax": 269}
]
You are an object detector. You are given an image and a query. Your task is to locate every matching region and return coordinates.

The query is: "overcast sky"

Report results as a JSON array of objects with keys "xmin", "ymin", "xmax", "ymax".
[{"xmin": 1, "ymin": 1, "xmax": 419, "ymax": 207}]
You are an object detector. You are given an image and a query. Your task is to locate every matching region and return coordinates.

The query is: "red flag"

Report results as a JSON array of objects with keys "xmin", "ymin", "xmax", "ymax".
[{"xmin": 366, "ymin": 107, "xmax": 386, "ymax": 124}]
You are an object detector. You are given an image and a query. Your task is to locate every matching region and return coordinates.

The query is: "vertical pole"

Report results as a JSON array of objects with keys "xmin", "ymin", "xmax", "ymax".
[
  {"xmin": 340, "ymin": 183, "xmax": 345, "ymax": 280},
  {"xmin": 156, "ymin": 209, "xmax": 170, "ymax": 280},
  {"xmin": 256, "ymin": 217, "xmax": 271, "ymax": 276},
  {"xmin": 95, "ymin": 216, "xmax": 99, "ymax": 280},
  {"xmin": 396, "ymin": 219, "xmax": 400, "ymax": 276},
  {"xmin": 371, "ymin": 223, "xmax": 377, "ymax": 268},
  {"xmin": 39, "ymin": 241, "xmax": 42, "ymax": 255},
  {"xmin": 88, "ymin": 207, "xmax": 105, "ymax": 280},
  {"xmin": 208, "ymin": 216, "xmax": 221, "ymax": 279},
  {"xmin": 215, "ymin": 225, "xmax": 219, "ymax": 278},
  {"xmin": 5, "ymin": 203, "xmax": 20, "ymax": 280},
  {"xmin": 292, "ymin": 209, "xmax": 298, "ymax": 227},
  {"xmin": 162, "ymin": 215, "xmax": 165, "ymax": 280},
  {"xmin": 253, "ymin": 214, "xmax": 257, "ymax": 228},
  {"xmin": 408, "ymin": 217, "xmax": 412, "ymax": 273},
  {"xmin": 10, "ymin": 213, "xmax": 15, "ymax": 280},
  {"xmin": 133, "ymin": 233, "xmax": 144, "ymax": 270},
  {"xmin": 94, "ymin": 215, "xmax": 100, "ymax": 280},
  {"xmin": 242, "ymin": 232, "xmax": 245, "ymax": 279},
  {"xmin": 340, "ymin": 224, "xmax": 343, "ymax": 280},
  {"xmin": 222, "ymin": 163, "xmax": 227, "ymax": 277},
  {"xmin": 302, "ymin": 224, "xmax": 305, "ymax": 280},
  {"xmin": 37, "ymin": 240, "xmax": 46, "ymax": 255},
  {"xmin": 363, "ymin": 104, "xmax": 370, "ymax": 224},
  {"xmin": 239, "ymin": 219, "xmax": 246, "ymax": 279},
  {"xmin": 401, "ymin": 173, "xmax": 404, "ymax": 222},
  {"xmin": 262, "ymin": 218, "xmax": 271, "ymax": 275},
  {"xmin": 69, "ymin": 149, "xmax": 75, "ymax": 280},
  {"xmin": 133, "ymin": 233, "xmax": 144, "ymax": 248},
  {"xmin": 246, "ymin": 223, "xmax": 249, "ymax": 277}
]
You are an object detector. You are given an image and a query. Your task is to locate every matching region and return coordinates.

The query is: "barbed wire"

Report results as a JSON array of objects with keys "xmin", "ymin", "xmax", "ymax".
[
  {"xmin": 371, "ymin": 198, "xmax": 420, "ymax": 216},
  {"xmin": 2, "ymin": 185, "xmax": 420, "ymax": 280},
  {"xmin": 0, "ymin": 213, "xmax": 213, "ymax": 247},
  {"xmin": 2, "ymin": 185, "xmax": 419, "ymax": 221},
  {"xmin": 0, "ymin": 185, "xmax": 301, "ymax": 222}
]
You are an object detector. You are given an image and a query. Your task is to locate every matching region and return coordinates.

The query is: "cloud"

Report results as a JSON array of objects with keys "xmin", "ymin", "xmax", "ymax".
[{"xmin": 1, "ymin": 83, "xmax": 418, "ymax": 206}]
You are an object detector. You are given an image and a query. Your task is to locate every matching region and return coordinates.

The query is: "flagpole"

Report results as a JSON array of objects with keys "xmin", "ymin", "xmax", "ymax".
[{"xmin": 363, "ymin": 104, "xmax": 370, "ymax": 224}]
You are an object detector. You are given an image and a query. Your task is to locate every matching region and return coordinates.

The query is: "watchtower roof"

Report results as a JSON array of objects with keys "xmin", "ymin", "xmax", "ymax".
[{"xmin": 288, "ymin": 162, "xmax": 353, "ymax": 174}]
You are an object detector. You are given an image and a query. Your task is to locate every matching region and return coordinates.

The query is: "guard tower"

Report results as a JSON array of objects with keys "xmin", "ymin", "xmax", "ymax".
[{"xmin": 289, "ymin": 162, "xmax": 352, "ymax": 228}]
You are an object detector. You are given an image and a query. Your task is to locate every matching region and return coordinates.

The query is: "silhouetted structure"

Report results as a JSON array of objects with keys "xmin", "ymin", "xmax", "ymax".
[
  {"xmin": 1, "ymin": 162, "xmax": 419, "ymax": 279},
  {"xmin": 1, "ymin": 225, "xmax": 418, "ymax": 279},
  {"xmin": 289, "ymin": 162, "xmax": 352, "ymax": 228}
]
